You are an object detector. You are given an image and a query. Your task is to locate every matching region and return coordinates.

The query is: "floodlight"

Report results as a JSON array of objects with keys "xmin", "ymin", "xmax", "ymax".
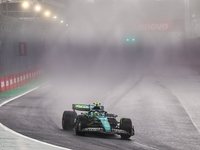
[
  {"xmin": 35, "ymin": 5, "xmax": 41, "ymax": 12},
  {"xmin": 22, "ymin": 2, "xmax": 29, "ymax": 8},
  {"xmin": 45, "ymin": 11, "xmax": 50, "ymax": 17}
]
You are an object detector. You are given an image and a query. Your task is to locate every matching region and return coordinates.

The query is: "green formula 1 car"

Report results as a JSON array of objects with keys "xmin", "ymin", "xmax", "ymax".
[{"xmin": 62, "ymin": 103, "xmax": 134, "ymax": 139}]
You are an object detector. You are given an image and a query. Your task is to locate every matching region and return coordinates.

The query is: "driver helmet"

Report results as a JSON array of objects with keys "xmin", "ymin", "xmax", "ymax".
[{"xmin": 94, "ymin": 111, "xmax": 99, "ymax": 116}]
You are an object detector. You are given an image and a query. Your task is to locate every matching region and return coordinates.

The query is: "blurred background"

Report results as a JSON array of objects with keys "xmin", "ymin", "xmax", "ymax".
[{"xmin": 0, "ymin": 0, "xmax": 200, "ymax": 95}]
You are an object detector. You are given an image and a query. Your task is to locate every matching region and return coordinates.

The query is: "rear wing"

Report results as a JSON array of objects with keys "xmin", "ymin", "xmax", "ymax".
[{"xmin": 72, "ymin": 104, "xmax": 104, "ymax": 111}]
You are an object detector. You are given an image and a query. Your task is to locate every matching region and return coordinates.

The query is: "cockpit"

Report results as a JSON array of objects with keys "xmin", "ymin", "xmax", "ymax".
[{"xmin": 88, "ymin": 110, "xmax": 106, "ymax": 117}]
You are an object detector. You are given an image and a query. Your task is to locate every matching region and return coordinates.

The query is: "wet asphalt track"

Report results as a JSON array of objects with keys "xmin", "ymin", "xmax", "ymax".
[{"xmin": 0, "ymin": 75, "xmax": 200, "ymax": 150}]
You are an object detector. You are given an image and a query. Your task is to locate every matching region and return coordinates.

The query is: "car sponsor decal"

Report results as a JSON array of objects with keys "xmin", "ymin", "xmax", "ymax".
[
  {"xmin": 112, "ymin": 129, "xmax": 128, "ymax": 134},
  {"xmin": 83, "ymin": 128, "xmax": 103, "ymax": 132},
  {"xmin": 75, "ymin": 104, "xmax": 89, "ymax": 109}
]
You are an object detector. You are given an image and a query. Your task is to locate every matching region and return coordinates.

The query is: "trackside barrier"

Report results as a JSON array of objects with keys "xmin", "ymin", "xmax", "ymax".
[
  {"xmin": 1, "ymin": 78, "xmax": 5, "ymax": 92},
  {"xmin": 36, "ymin": 69, "xmax": 39, "ymax": 78},
  {"xmin": 34, "ymin": 69, "xmax": 37, "ymax": 79},
  {"xmin": 13, "ymin": 75, "xmax": 17, "ymax": 89},
  {"xmin": 31, "ymin": 70, "xmax": 35, "ymax": 81},
  {"xmin": 34, "ymin": 69, "xmax": 37, "ymax": 78},
  {"xmin": 38, "ymin": 70, "xmax": 40, "ymax": 76},
  {"xmin": 17, "ymin": 74, "xmax": 20, "ymax": 88},
  {"xmin": 23, "ymin": 72, "xmax": 26, "ymax": 85},
  {"xmin": 5, "ymin": 77, "xmax": 9, "ymax": 91},
  {"xmin": 33, "ymin": 69, "xmax": 36, "ymax": 79},
  {"xmin": 29, "ymin": 70, "xmax": 32, "ymax": 82},
  {"xmin": 0, "ymin": 69, "xmax": 41, "ymax": 93},
  {"xmin": 26, "ymin": 71, "xmax": 29, "ymax": 84},
  {"xmin": 20, "ymin": 73, "xmax": 23, "ymax": 86},
  {"xmin": 9, "ymin": 75, "xmax": 13, "ymax": 90},
  {"xmin": 33, "ymin": 69, "xmax": 36, "ymax": 80}
]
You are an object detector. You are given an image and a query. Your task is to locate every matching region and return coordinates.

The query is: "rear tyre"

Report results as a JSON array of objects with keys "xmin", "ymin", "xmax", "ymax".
[
  {"xmin": 62, "ymin": 111, "xmax": 77, "ymax": 130},
  {"xmin": 75, "ymin": 115, "xmax": 87, "ymax": 136},
  {"xmin": 120, "ymin": 118, "xmax": 132, "ymax": 139}
]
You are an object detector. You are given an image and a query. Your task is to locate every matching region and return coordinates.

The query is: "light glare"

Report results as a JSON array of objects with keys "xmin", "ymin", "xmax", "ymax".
[
  {"xmin": 45, "ymin": 11, "xmax": 50, "ymax": 17},
  {"xmin": 35, "ymin": 5, "xmax": 41, "ymax": 12},
  {"xmin": 22, "ymin": 2, "xmax": 29, "ymax": 8}
]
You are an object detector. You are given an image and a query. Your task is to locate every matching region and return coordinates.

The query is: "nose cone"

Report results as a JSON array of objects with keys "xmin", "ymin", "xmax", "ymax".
[{"xmin": 100, "ymin": 118, "xmax": 111, "ymax": 131}]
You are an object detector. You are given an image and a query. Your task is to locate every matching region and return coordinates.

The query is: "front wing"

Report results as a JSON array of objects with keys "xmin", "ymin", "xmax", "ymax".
[{"xmin": 80, "ymin": 127, "xmax": 134, "ymax": 136}]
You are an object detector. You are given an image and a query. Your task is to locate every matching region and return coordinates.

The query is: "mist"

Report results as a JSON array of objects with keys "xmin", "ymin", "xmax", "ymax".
[{"xmin": 39, "ymin": 0, "xmax": 198, "ymax": 109}]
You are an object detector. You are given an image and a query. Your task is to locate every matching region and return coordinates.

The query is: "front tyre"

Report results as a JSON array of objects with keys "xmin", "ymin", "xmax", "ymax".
[
  {"xmin": 120, "ymin": 118, "xmax": 132, "ymax": 139},
  {"xmin": 62, "ymin": 111, "xmax": 77, "ymax": 130},
  {"xmin": 75, "ymin": 115, "xmax": 87, "ymax": 136}
]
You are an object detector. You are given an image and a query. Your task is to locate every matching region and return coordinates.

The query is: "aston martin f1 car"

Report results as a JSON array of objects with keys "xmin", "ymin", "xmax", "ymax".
[{"xmin": 62, "ymin": 103, "xmax": 134, "ymax": 139}]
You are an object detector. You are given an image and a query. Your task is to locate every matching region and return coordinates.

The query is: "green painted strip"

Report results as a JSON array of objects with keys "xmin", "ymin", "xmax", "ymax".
[{"xmin": 0, "ymin": 77, "xmax": 47, "ymax": 98}]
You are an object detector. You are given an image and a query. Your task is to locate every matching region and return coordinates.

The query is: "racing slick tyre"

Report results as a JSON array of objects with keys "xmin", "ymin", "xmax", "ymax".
[
  {"xmin": 120, "ymin": 118, "xmax": 132, "ymax": 139},
  {"xmin": 75, "ymin": 115, "xmax": 87, "ymax": 136},
  {"xmin": 62, "ymin": 111, "xmax": 77, "ymax": 130}
]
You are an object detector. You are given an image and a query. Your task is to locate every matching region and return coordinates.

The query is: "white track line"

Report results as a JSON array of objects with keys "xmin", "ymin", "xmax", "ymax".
[
  {"xmin": 0, "ymin": 86, "xmax": 71, "ymax": 150},
  {"xmin": 0, "ymin": 87, "xmax": 38, "ymax": 107}
]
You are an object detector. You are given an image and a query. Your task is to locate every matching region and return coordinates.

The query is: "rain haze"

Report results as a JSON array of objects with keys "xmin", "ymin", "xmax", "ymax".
[
  {"xmin": 44, "ymin": 0, "xmax": 189, "ymax": 104},
  {"xmin": 0, "ymin": 0, "xmax": 200, "ymax": 150}
]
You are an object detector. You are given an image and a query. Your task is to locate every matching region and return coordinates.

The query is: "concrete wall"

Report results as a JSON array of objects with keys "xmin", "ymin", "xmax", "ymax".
[{"xmin": 0, "ymin": 15, "xmax": 49, "ymax": 77}]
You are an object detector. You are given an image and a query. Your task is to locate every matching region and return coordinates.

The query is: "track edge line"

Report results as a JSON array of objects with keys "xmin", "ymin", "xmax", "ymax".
[{"xmin": 0, "ymin": 84, "xmax": 71, "ymax": 150}]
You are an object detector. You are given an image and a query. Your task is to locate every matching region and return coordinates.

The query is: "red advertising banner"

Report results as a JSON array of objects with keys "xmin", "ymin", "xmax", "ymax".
[
  {"xmin": 5, "ymin": 77, "xmax": 9, "ymax": 91},
  {"xmin": 23, "ymin": 72, "xmax": 26, "ymax": 84},
  {"xmin": 13, "ymin": 75, "xmax": 17, "ymax": 89},
  {"xmin": 31, "ymin": 70, "xmax": 34, "ymax": 80},
  {"xmin": 32, "ymin": 70, "xmax": 35, "ymax": 80},
  {"xmin": 133, "ymin": 20, "xmax": 172, "ymax": 33},
  {"xmin": 26, "ymin": 71, "xmax": 29, "ymax": 83},
  {"xmin": 36, "ymin": 69, "xmax": 38, "ymax": 78},
  {"xmin": 20, "ymin": 73, "xmax": 23, "ymax": 86},
  {"xmin": 9, "ymin": 75, "xmax": 13, "ymax": 90},
  {"xmin": 17, "ymin": 74, "xmax": 20, "ymax": 88},
  {"xmin": 124, "ymin": 19, "xmax": 184, "ymax": 33},
  {"xmin": 1, "ymin": 78, "xmax": 5, "ymax": 92},
  {"xmin": 29, "ymin": 70, "xmax": 32, "ymax": 82},
  {"xmin": 33, "ymin": 69, "xmax": 36, "ymax": 79}
]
